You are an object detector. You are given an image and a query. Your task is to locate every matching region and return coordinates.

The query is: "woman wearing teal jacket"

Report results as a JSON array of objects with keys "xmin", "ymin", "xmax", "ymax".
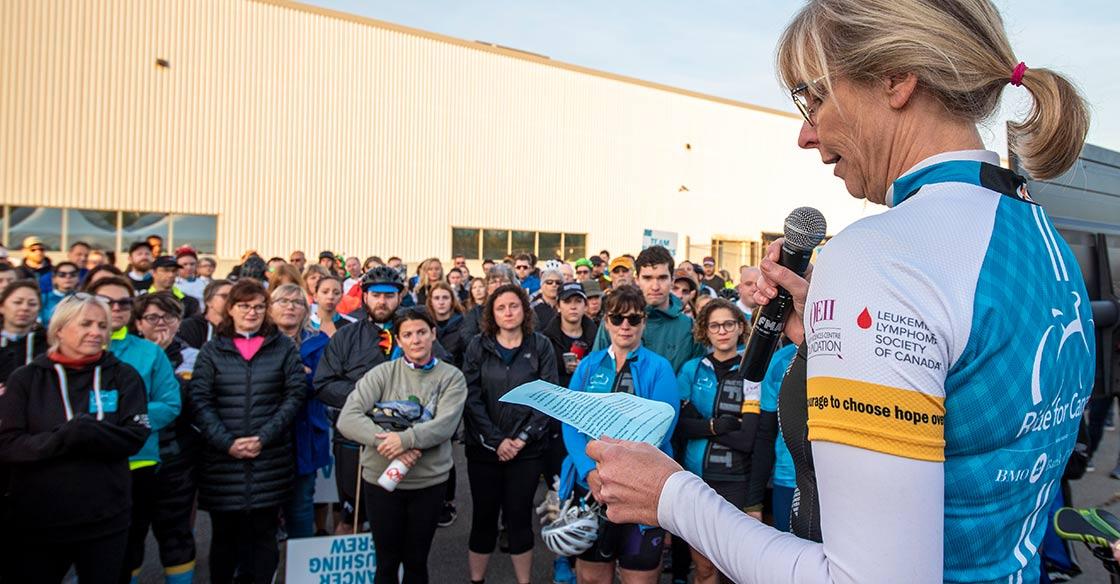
[
  {"xmin": 675, "ymin": 299, "xmax": 758, "ymax": 584},
  {"xmin": 88, "ymin": 277, "xmax": 182, "ymax": 584},
  {"xmin": 562, "ymin": 285, "xmax": 680, "ymax": 583}
]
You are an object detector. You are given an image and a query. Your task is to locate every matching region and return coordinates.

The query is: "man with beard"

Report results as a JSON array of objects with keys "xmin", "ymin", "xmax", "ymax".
[
  {"xmin": 126, "ymin": 240, "xmax": 156, "ymax": 291},
  {"xmin": 313, "ymin": 266, "xmax": 450, "ymax": 533}
]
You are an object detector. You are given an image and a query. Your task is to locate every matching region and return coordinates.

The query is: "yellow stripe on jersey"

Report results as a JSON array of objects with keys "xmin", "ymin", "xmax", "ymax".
[
  {"xmin": 807, "ymin": 376, "xmax": 946, "ymax": 462},
  {"xmin": 741, "ymin": 400, "xmax": 761, "ymax": 415}
]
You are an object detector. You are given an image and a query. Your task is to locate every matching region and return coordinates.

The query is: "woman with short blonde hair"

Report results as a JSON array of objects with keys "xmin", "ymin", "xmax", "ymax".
[{"xmin": 0, "ymin": 293, "xmax": 150, "ymax": 583}]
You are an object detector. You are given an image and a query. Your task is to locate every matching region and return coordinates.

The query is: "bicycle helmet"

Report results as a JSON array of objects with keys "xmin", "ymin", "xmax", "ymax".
[
  {"xmin": 238, "ymin": 255, "xmax": 267, "ymax": 282},
  {"xmin": 541, "ymin": 497, "xmax": 602, "ymax": 557},
  {"xmin": 542, "ymin": 259, "xmax": 565, "ymax": 273},
  {"xmin": 360, "ymin": 265, "xmax": 406, "ymax": 292}
]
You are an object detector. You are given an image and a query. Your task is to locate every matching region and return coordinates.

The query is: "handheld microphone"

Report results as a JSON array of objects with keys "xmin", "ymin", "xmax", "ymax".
[{"xmin": 740, "ymin": 207, "xmax": 827, "ymax": 382}]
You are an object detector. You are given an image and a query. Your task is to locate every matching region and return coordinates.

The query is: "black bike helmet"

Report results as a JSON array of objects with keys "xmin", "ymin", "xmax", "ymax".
[
  {"xmin": 360, "ymin": 265, "xmax": 406, "ymax": 292},
  {"xmin": 238, "ymin": 255, "xmax": 268, "ymax": 282}
]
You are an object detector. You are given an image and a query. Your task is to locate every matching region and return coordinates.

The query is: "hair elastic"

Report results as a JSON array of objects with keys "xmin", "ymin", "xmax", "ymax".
[{"xmin": 1010, "ymin": 62, "xmax": 1027, "ymax": 87}]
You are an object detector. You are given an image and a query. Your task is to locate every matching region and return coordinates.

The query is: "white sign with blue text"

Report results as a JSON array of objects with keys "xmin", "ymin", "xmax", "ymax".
[
  {"xmin": 285, "ymin": 533, "xmax": 375, "ymax": 584},
  {"xmin": 641, "ymin": 229, "xmax": 678, "ymax": 257}
]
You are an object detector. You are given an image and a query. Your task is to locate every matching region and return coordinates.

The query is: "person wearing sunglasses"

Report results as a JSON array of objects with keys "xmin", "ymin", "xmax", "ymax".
[
  {"xmin": 39, "ymin": 261, "xmax": 82, "ymax": 325},
  {"xmin": 190, "ymin": 279, "xmax": 305, "ymax": 583},
  {"xmin": 593, "ymin": 246, "xmax": 703, "ymax": 374},
  {"xmin": 16, "ymin": 236, "xmax": 52, "ymax": 281},
  {"xmin": 530, "ymin": 267, "xmax": 564, "ymax": 328},
  {"xmin": 86, "ymin": 276, "xmax": 182, "ymax": 584},
  {"xmin": 0, "ymin": 294, "xmax": 150, "ymax": 584},
  {"xmin": 130, "ymin": 292, "xmax": 202, "ymax": 584},
  {"xmin": 573, "ymin": 258, "xmax": 594, "ymax": 283},
  {"xmin": 513, "ymin": 254, "xmax": 540, "ymax": 295},
  {"xmin": 562, "ymin": 284, "xmax": 679, "ymax": 584},
  {"xmin": 674, "ymin": 299, "xmax": 756, "ymax": 584}
]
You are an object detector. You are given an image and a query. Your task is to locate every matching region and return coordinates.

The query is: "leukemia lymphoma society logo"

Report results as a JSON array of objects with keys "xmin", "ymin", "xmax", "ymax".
[{"xmin": 857, "ymin": 308, "xmax": 872, "ymax": 329}]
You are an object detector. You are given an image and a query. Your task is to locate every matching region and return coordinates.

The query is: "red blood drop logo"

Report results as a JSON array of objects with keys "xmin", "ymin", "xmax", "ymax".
[{"xmin": 857, "ymin": 308, "xmax": 872, "ymax": 329}]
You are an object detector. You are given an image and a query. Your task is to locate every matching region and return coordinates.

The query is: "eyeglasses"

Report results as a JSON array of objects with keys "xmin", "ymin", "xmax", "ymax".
[
  {"xmin": 791, "ymin": 77, "xmax": 827, "ymax": 127},
  {"xmin": 707, "ymin": 320, "xmax": 741, "ymax": 334},
  {"xmin": 515, "ymin": 265, "xmax": 531, "ymax": 271},
  {"xmin": 611, "ymin": 267, "xmax": 630, "ymax": 274},
  {"xmin": 576, "ymin": 269, "xmax": 590, "ymax": 275},
  {"xmin": 55, "ymin": 270, "xmax": 79, "ymax": 278},
  {"xmin": 607, "ymin": 313, "xmax": 644, "ymax": 327},
  {"xmin": 542, "ymin": 279, "xmax": 561, "ymax": 286},
  {"xmin": 141, "ymin": 313, "xmax": 180, "ymax": 325},
  {"xmin": 97, "ymin": 295, "xmax": 133, "ymax": 309},
  {"xmin": 273, "ymin": 298, "xmax": 306, "ymax": 308},
  {"xmin": 233, "ymin": 303, "xmax": 267, "ymax": 314},
  {"xmin": 28, "ymin": 246, "xmax": 45, "ymax": 253}
]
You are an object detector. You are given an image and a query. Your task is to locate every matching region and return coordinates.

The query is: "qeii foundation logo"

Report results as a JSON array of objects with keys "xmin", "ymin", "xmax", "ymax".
[
  {"xmin": 809, "ymin": 299, "xmax": 836, "ymax": 333},
  {"xmin": 807, "ymin": 298, "xmax": 841, "ymax": 359}
]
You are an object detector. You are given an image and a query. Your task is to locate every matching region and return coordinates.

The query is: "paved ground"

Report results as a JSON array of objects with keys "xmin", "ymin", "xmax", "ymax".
[{"xmin": 140, "ymin": 435, "xmax": 1120, "ymax": 583}]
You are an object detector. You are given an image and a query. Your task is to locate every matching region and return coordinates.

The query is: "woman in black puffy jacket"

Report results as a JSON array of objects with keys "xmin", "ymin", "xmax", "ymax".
[
  {"xmin": 461, "ymin": 284, "xmax": 558, "ymax": 584},
  {"xmin": 189, "ymin": 279, "xmax": 305, "ymax": 584}
]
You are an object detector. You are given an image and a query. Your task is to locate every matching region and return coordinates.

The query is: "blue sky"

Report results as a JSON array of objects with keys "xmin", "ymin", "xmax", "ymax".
[{"xmin": 304, "ymin": 0, "xmax": 1119, "ymax": 155}]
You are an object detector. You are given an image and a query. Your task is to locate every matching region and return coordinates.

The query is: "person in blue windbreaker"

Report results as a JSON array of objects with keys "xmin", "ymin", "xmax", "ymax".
[{"xmin": 562, "ymin": 284, "xmax": 679, "ymax": 583}]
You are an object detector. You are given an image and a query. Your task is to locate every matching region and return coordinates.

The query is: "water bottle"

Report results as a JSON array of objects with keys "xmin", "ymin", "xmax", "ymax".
[{"xmin": 377, "ymin": 459, "xmax": 410, "ymax": 492}]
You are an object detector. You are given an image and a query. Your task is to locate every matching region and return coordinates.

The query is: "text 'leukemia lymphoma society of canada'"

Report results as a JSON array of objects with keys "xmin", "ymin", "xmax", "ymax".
[{"xmin": 861, "ymin": 308, "xmax": 943, "ymax": 371}]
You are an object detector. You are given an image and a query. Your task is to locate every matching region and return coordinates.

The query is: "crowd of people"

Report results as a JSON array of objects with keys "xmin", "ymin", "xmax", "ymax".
[{"xmin": 0, "ymin": 232, "xmax": 788, "ymax": 584}]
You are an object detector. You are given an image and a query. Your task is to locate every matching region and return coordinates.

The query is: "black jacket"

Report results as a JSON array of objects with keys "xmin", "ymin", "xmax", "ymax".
[
  {"xmin": 313, "ymin": 316, "xmax": 451, "ymax": 446},
  {"xmin": 532, "ymin": 301, "xmax": 558, "ymax": 330},
  {"xmin": 175, "ymin": 294, "xmax": 201, "ymax": 320},
  {"xmin": 157, "ymin": 338, "xmax": 201, "ymax": 464},
  {"xmin": 435, "ymin": 313, "xmax": 466, "ymax": 368},
  {"xmin": 540, "ymin": 315, "xmax": 597, "ymax": 388},
  {"xmin": 189, "ymin": 332, "xmax": 305, "ymax": 512},
  {"xmin": 17, "ymin": 261, "xmax": 51, "ymax": 281},
  {"xmin": 461, "ymin": 305, "xmax": 483, "ymax": 340},
  {"xmin": 178, "ymin": 314, "xmax": 216, "ymax": 350},
  {"xmin": 461, "ymin": 333, "xmax": 558, "ymax": 461},
  {"xmin": 0, "ymin": 352, "xmax": 149, "ymax": 542},
  {"xmin": 0, "ymin": 328, "xmax": 48, "ymax": 383}
]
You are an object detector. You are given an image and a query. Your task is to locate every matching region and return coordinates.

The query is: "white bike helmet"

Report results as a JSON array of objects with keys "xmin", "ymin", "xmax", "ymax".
[
  {"xmin": 541, "ymin": 497, "xmax": 601, "ymax": 557},
  {"xmin": 542, "ymin": 259, "xmax": 565, "ymax": 273}
]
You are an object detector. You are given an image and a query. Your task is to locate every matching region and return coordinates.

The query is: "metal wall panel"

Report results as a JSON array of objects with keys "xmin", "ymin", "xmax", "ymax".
[{"xmin": 0, "ymin": 0, "xmax": 876, "ymax": 264}]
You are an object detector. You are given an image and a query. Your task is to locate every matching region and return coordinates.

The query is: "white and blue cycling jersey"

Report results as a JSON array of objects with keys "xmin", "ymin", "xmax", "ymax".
[{"xmin": 657, "ymin": 150, "xmax": 1096, "ymax": 584}]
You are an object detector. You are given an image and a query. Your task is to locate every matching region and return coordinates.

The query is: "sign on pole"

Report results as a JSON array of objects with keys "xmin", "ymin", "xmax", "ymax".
[{"xmin": 642, "ymin": 229, "xmax": 678, "ymax": 257}]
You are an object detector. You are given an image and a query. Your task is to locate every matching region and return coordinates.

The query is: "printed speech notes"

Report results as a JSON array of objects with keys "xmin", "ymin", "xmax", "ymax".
[{"xmin": 499, "ymin": 379, "xmax": 675, "ymax": 445}]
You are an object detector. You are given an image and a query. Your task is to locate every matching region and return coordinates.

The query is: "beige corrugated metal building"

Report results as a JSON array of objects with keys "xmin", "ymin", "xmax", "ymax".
[{"xmin": 0, "ymin": 0, "xmax": 876, "ymax": 271}]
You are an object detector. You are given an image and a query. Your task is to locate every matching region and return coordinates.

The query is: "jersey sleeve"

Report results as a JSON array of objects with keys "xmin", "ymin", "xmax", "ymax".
[{"xmin": 802, "ymin": 226, "xmax": 966, "ymax": 462}]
